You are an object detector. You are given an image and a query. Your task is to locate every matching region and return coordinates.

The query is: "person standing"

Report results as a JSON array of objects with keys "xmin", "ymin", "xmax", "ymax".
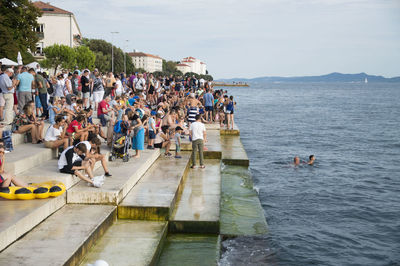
[
  {"xmin": 36, "ymin": 72, "xmax": 49, "ymax": 119},
  {"xmin": 0, "ymin": 68, "xmax": 17, "ymax": 125},
  {"xmin": 203, "ymin": 88, "xmax": 214, "ymax": 122},
  {"xmin": 16, "ymin": 67, "xmax": 34, "ymax": 113},
  {"xmin": 133, "ymin": 73, "xmax": 146, "ymax": 95},
  {"xmin": 105, "ymin": 72, "xmax": 116, "ymax": 98},
  {"xmin": 92, "ymin": 70, "xmax": 105, "ymax": 111},
  {"xmin": 189, "ymin": 114, "xmax": 207, "ymax": 169},
  {"xmin": 81, "ymin": 70, "xmax": 90, "ymax": 108}
]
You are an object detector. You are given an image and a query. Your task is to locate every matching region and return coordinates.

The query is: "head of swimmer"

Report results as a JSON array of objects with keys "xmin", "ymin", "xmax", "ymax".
[
  {"xmin": 308, "ymin": 155, "xmax": 315, "ymax": 165},
  {"xmin": 293, "ymin": 156, "xmax": 300, "ymax": 165}
]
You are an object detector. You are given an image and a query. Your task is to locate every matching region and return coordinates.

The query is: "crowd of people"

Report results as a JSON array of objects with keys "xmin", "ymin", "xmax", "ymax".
[{"xmin": 0, "ymin": 63, "xmax": 237, "ymax": 188}]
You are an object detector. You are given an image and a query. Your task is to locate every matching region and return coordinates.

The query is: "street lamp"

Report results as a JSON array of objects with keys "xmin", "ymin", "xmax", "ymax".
[
  {"xmin": 124, "ymin": 40, "xmax": 129, "ymax": 74},
  {"xmin": 111, "ymin": 31, "xmax": 119, "ymax": 73}
]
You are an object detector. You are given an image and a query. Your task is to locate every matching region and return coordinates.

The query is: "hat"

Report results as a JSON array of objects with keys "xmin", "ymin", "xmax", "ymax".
[
  {"xmin": 151, "ymin": 111, "xmax": 157, "ymax": 116},
  {"xmin": 6, "ymin": 68, "xmax": 14, "ymax": 73}
]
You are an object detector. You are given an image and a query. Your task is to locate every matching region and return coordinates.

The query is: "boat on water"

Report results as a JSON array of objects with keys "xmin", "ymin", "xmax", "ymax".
[{"xmin": 365, "ymin": 78, "xmax": 368, "ymax": 83}]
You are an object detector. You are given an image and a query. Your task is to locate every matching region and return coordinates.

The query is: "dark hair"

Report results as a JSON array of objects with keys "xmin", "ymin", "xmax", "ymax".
[
  {"xmin": 141, "ymin": 114, "xmax": 148, "ymax": 123},
  {"xmin": 90, "ymin": 137, "xmax": 101, "ymax": 147},
  {"xmin": 195, "ymin": 114, "xmax": 201, "ymax": 121},
  {"xmin": 161, "ymin": 125, "xmax": 169, "ymax": 134},
  {"xmin": 309, "ymin": 155, "xmax": 315, "ymax": 160},
  {"xmin": 76, "ymin": 115, "xmax": 85, "ymax": 122},
  {"xmin": 75, "ymin": 143, "xmax": 87, "ymax": 153},
  {"xmin": 55, "ymin": 115, "xmax": 64, "ymax": 124},
  {"xmin": 175, "ymin": 126, "xmax": 183, "ymax": 131}
]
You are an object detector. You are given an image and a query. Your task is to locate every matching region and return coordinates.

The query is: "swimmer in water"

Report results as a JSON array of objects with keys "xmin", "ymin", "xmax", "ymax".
[
  {"xmin": 293, "ymin": 156, "xmax": 300, "ymax": 165},
  {"xmin": 307, "ymin": 155, "xmax": 315, "ymax": 165}
]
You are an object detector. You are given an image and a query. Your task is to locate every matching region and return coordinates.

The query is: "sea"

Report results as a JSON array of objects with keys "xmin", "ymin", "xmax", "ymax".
[{"xmin": 218, "ymin": 83, "xmax": 400, "ymax": 266}]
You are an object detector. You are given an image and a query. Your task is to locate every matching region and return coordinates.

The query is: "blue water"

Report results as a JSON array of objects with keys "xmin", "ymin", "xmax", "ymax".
[{"xmin": 219, "ymin": 83, "xmax": 400, "ymax": 266}]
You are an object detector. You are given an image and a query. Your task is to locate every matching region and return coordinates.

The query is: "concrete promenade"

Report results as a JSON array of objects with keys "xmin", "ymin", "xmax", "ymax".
[{"xmin": 0, "ymin": 123, "xmax": 267, "ymax": 265}]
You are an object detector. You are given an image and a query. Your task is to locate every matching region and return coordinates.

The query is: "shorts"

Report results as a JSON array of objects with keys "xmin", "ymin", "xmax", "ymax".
[
  {"xmin": 149, "ymin": 130, "xmax": 156, "ymax": 140},
  {"xmin": 176, "ymin": 145, "xmax": 181, "ymax": 152},
  {"xmin": 93, "ymin": 91, "xmax": 104, "ymax": 103},
  {"xmin": 99, "ymin": 114, "xmax": 111, "ymax": 126},
  {"xmin": 0, "ymin": 93, "xmax": 5, "ymax": 107},
  {"xmin": 44, "ymin": 140, "xmax": 55, "ymax": 148},
  {"xmin": 154, "ymin": 142, "xmax": 163, "ymax": 149},
  {"xmin": 205, "ymin": 106, "xmax": 213, "ymax": 112},
  {"xmin": 59, "ymin": 160, "xmax": 82, "ymax": 175},
  {"xmin": 82, "ymin": 92, "xmax": 90, "ymax": 99},
  {"xmin": 35, "ymin": 95, "xmax": 42, "ymax": 108}
]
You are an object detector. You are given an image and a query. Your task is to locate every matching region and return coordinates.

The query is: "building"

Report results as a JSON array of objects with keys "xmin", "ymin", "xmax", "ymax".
[
  {"xmin": 176, "ymin": 63, "xmax": 191, "ymax": 74},
  {"xmin": 128, "ymin": 52, "xmax": 163, "ymax": 73},
  {"xmin": 32, "ymin": 1, "xmax": 82, "ymax": 58},
  {"xmin": 178, "ymin": 57, "xmax": 207, "ymax": 75}
]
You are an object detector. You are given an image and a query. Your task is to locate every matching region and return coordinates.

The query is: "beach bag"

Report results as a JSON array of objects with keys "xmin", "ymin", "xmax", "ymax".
[{"xmin": 2, "ymin": 130, "xmax": 13, "ymax": 152}]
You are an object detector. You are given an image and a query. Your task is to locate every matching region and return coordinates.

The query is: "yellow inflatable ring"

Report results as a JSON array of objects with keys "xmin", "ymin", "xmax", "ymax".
[{"xmin": 0, "ymin": 181, "xmax": 66, "ymax": 200}]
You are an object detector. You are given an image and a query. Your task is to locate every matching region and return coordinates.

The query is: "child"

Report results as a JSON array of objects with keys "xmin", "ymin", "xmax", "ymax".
[
  {"xmin": 174, "ymin": 126, "xmax": 183, "ymax": 159},
  {"xmin": 147, "ymin": 111, "xmax": 157, "ymax": 149}
]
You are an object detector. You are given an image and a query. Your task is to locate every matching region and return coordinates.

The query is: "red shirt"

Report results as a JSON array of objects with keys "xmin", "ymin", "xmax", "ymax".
[
  {"xmin": 97, "ymin": 100, "xmax": 109, "ymax": 116},
  {"xmin": 67, "ymin": 120, "xmax": 81, "ymax": 133}
]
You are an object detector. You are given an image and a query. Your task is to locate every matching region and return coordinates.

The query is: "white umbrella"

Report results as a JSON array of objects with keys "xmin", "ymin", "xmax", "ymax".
[
  {"xmin": 26, "ymin": 62, "xmax": 39, "ymax": 68},
  {"xmin": 17, "ymin": 52, "xmax": 23, "ymax": 65},
  {"xmin": 0, "ymin": 58, "xmax": 18, "ymax": 66}
]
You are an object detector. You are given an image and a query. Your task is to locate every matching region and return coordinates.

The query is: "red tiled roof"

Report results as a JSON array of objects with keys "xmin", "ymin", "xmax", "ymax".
[
  {"xmin": 33, "ymin": 1, "xmax": 72, "ymax": 14},
  {"xmin": 128, "ymin": 52, "xmax": 162, "ymax": 59},
  {"xmin": 177, "ymin": 64, "xmax": 189, "ymax": 67}
]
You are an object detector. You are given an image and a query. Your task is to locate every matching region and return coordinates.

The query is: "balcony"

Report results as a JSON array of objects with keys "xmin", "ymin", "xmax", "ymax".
[{"xmin": 36, "ymin": 32, "xmax": 44, "ymax": 40}]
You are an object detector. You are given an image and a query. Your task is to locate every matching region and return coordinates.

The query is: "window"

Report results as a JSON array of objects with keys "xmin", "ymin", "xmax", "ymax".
[{"xmin": 34, "ymin": 24, "xmax": 44, "ymax": 33}]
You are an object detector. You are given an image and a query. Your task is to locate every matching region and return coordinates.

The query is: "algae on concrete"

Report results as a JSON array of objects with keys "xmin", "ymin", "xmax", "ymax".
[
  {"xmin": 157, "ymin": 234, "xmax": 220, "ymax": 266},
  {"xmin": 220, "ymin": 164, "xmax": 268, "ymax": 236}
]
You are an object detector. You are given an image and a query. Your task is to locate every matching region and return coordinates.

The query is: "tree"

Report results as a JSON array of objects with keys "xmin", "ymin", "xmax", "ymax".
[
  {"xmin": 0, "ymin": 0, "xmax": 41, "ymax": 63},
  {"xmin": 75, "ymin": 46, "xmax": 96, "ymax": 70},
  {"xmin": 82, "ymin": 38, "xmax": 135, "ymax": 74},
  {"xmin": 162, "ymin": 60, "xmax": 178, "ymax": 74},
  {"xmin": 41, "ymin": 44, "xmax": 76, "ymax": 74}
]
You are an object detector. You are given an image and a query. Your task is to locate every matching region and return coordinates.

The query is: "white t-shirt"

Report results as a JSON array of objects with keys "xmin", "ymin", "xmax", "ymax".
[
  {"xmin": 79, "ymin": 141, "xmax": 91, "ymax": 154},
  {"xmin": 189, "ymin": 121, "xmax": 205, "ymax": 141},
  {"xmin": 44, "ymin": 125, "xmax": 62, "ymax": 141},
  {"xmin": 58, "ymin": 146, "xmax": 82, "ymax": 169},
  {"xmin": 115, "ymin": 80, "xmax": 123, "ymax": 95}
]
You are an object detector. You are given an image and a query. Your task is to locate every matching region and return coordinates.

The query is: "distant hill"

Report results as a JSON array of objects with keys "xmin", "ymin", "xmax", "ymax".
[{"xmin": 217, "ymin": 72, "xmax": 400, "ymax": 83}]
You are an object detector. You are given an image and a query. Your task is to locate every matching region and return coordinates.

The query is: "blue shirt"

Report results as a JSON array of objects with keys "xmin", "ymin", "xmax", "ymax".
[
  {"xmin": 203, "ymin": 93, "xmax": 214, "ymax": 107},
  {"xmin": 17, "ymin": 72, "xmax": 34, "ymax": 92}
]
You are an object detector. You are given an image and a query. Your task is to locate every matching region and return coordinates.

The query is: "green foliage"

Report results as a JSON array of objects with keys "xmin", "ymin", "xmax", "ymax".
[
  {"xmin": 162, "ymin": 60, "xmax": 178, "ymax": 74},
  {"xmin": 75, "ymin": 46, "xmax": 96, "ymax": 70},
  {"xmin": 42, "ymin": 44, "xmax": 76, "ymax": 74},
  {"xmin": 0, "ymin": 0, "xmax": 41, "ymax": 64},
  {"xmin": 184, "ymin": 72, "xmax": 213, "ymax": 81},
  {"xmin": 82, "ymin": 38, "xmax": 135, "ymax": 74}
]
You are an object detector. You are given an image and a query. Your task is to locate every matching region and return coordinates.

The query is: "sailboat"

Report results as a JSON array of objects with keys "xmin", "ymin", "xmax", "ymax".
[{"xmin": 365, "ymin": 77, "xmax": 368, "ymax": 83}]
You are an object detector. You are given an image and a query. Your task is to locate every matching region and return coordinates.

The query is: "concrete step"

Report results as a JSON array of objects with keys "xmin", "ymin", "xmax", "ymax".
[
  {"xmin": 157, "ymin": 234, "xmax": 221, "ymax": 266},
  {"xmin": 220, "ymin": 165, "xmax": 268, "ymax": 237},
  {"xmin": 205, "ymin": 123, "xmax": 221, "ymax": 130},
  {"xmin": 169, "ymin": 159, "xmax": 221, "ymax": 234},
  {"xmin": 67, "ymin": 149, "xmax": 160, "ymax": 204},
  {"xmin": 0, "ymin": 194, "xmax": 66, "ymax": 252},
  {"xmin": 80, "ymin": 220, "xmax": 167, "ymax": 266},
  {"xmin": 4, "ymin": 143, "xmax": 55, "ymax": 175},
  {"xmin": 220, "ymin": 124, "xmax": 240, "ymax": 135},
  {"xmin": 220, "ymin": 135, "xmax": 249, "ymax": 166},
  {"xmin": 19, "ymin": 155, "xmax": 107, "ymax": 190},
  {"xmin": 0, "ymin": 204, "xmax": 116, "ymax": 266},
  {"xmin": 11, "ymin": 133, "xmax": 25, "ymax": 146},
  {"xmin": 118, "ymin": 153, "xmax": 191, "ymax": 221}
]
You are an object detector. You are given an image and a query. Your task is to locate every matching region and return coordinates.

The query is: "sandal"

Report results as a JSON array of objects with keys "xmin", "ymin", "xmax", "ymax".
[
  {"xmin": 200, "ymin": 165, "xmax": 205, "ymax": 169},
  {"xmin": 190, "ymin": 165, "xmax": 197, "ymax": 169}
]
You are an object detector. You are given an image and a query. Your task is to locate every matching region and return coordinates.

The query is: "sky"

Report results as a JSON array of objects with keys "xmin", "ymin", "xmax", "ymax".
[{"xmin": 48, "ymin": 0, "xmax": 400, "ymax": 79}]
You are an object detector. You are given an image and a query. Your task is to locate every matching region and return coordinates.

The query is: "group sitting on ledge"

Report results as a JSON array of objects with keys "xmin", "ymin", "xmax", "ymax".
[{"xmin": 0, "ymin": 65, "xmax": 237, "ymax": 188}]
